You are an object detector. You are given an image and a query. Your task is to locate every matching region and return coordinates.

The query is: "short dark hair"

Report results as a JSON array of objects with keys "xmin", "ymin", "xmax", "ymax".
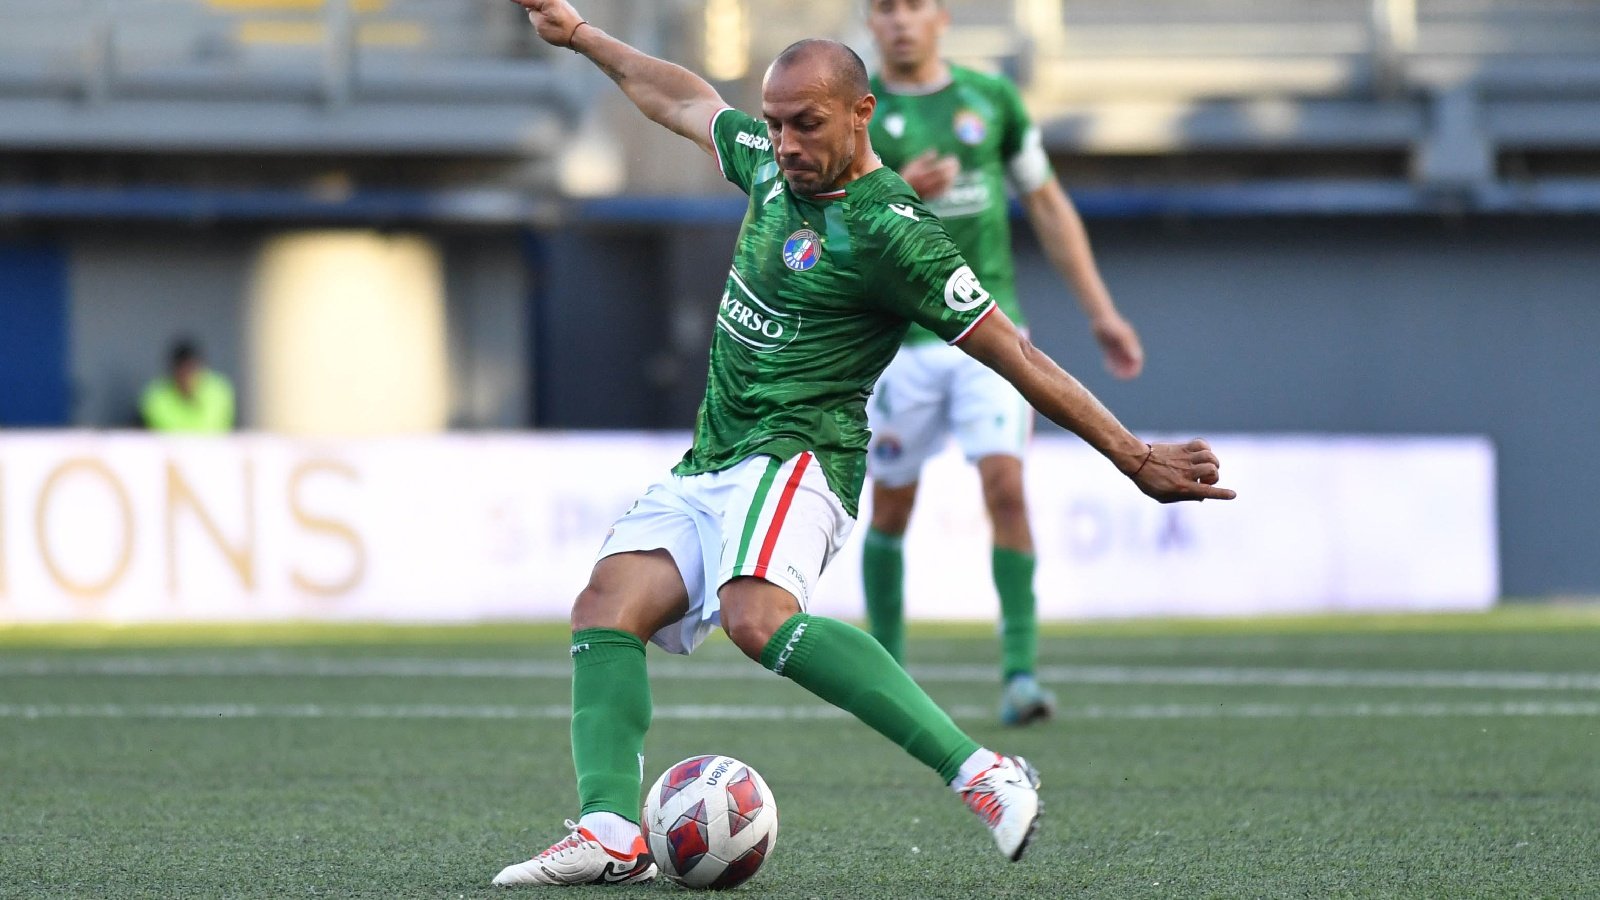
[
  {"xmin": 170, "ymin": 337, "xmax": 202, "ymax": 370},
  {"xmin": 866, "ymin": 0, "xmax": 945, "ymax": 13},
  {"xmin": 772, "ymin": 39, "xmax": 871, "ymax": 103}
]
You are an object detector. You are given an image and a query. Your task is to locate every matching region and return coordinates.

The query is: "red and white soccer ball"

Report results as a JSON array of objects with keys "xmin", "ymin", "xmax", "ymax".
[{"xmin": 642, "ymin": 754, "xmax": 778, "ymax": 889}]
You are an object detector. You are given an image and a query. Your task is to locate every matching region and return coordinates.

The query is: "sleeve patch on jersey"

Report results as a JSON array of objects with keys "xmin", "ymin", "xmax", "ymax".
[
  {"xmin": 943, "ymin": 265, "xmax": 991, "ymax": 312},
  {"xmin": 1005, "ymin": 126, "xmax": 1054, "ymax": 194},
  {"xmin": 735, "ymin": 131, "xmax": 772, "ymax": 151}
]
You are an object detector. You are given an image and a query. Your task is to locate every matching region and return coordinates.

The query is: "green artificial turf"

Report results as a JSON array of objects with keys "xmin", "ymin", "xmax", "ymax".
[{"xmin": 2, "ymin": 610, "xmax": 1598, "ymax": 898}]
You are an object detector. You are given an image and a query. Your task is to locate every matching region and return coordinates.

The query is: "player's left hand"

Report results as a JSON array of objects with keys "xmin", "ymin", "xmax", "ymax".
[
  {"xmin": 1092, "ymin": 314, "xmax": 1144, "ymax": 379},
  {"xmin": 1128, "ymin": 439, "xmax": 1236, "ymax": 503},
  {"xmin": 507, "ymin": 0, "xmax": 585, "ymax": 48}
]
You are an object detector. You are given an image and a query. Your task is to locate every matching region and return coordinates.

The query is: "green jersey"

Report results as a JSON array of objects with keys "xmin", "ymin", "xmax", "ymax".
[
  {"xmin": 869, "ymin": 65, "xmax": 1054, "ymax": 345},
  {"xmin": 671, "ymin": 107, "xmax": 997, "ymax": 515}
]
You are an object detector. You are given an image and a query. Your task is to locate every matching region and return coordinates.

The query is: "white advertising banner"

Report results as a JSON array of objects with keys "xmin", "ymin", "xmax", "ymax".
[{"xmin": 0, "ymin": 432, "xmax": 1497, "ymax": 624}]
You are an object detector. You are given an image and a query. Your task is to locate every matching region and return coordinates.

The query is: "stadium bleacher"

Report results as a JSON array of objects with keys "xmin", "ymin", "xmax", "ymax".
[
  {"xmin": 1023, "ymin": 0, "xmax": 1600, "ymax": 190},
  {"xmin": 1, "ymin": 0, "xmax": 1598, "ymax": 212},
  {"xmin": 0, "ymin": 0, "xmax": 578, "ymax": 155}
]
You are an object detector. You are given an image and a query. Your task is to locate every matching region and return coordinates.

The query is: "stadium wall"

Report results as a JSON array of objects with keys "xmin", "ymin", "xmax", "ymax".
[
  {"xmin": 1026, "ymin": 217, "xmax": 1597, "ymax": 600},
  {"xmin": 0, "ymin": 240, "xmax": 71, "ymax": 427},
  {"xmin": 58, "ymin": 229, "xmax": 530, "ymax": 431},
  {"xmin": 0, "ymin": 432, "xmax": 1494, "ymax": 623}
]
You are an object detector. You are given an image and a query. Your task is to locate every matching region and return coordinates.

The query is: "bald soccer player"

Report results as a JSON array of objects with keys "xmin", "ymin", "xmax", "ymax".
[{"xmin": 493, "ymin": 0, "xmax": 1233, "ymax": 886}]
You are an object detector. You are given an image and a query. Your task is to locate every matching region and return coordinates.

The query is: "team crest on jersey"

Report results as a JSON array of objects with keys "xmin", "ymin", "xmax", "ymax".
[
  {"xmin": 883, "ymin": 112, "xmax": 906, "ymax": 139},
  {"xmin": 953, "ymin": 109, "xmax": 986, "ymax": 145},
  {"xmin": 782, "ymin": 229, "xmax": 821, "ymax": 271}
]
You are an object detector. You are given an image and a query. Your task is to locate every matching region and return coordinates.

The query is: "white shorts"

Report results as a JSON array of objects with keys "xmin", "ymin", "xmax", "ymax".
[
  {"xmin": 866, "ymin": 341, "xmax": 1032, "ymax": 488},
  {"xmin": 596, "ymin": 452, "xmax": 854, "ymax": 655}
]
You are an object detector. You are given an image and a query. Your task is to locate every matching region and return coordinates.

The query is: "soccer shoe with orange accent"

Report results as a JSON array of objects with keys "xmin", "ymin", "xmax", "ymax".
[
  {"xmin": 491, "ymin": 820, "xmax": 657, "ymax": 886},
  {"xmin": 958, "ymin": 754, "xmax": 1042, "ymax": 861}
]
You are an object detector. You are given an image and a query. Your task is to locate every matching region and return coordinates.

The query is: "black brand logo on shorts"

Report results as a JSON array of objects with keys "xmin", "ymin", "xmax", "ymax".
[{"xmin": 786, "ymin": 565, "xmax": 811, "ymax": 601}]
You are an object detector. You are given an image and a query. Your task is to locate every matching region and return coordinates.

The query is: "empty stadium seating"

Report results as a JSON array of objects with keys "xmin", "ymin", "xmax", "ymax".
[{"xmin": 1, "ymin": 0, "xmax": 1597, "ymax": 208}]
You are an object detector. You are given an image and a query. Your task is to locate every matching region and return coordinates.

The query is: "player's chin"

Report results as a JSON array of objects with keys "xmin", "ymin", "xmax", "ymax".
[
  {"xmin": 893, "ymin": 50, "xmax": 926, "ymax": 69},
  {"xmin": 784, "ymin": 173, "xmax": 821, "ymax": 195}
]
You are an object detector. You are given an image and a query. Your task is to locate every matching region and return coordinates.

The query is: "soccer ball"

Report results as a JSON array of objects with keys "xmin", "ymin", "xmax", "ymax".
[{"xmin": 642, "ymin": 754, "xmax": 778, "ymax": 889}]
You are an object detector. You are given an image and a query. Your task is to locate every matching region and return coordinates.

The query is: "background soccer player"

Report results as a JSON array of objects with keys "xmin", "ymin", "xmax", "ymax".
[
  {"xmin": 861, "ymin": 0, "xmax": 1146, "ymax": 725},
  {"xmin": 495, "ymin": 0, "xmax": 1231, "ymax": 887}
]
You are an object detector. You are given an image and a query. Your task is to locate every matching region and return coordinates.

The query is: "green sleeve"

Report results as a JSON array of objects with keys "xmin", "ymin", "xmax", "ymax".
[
  {"xmin": 995, "ymin": 77, "xmax": 1054, "ymax": 194},
  {"xmin": 996, "ymin": 78, "xmax": 1032, "ymax": 161},
  {"xmin": 860, "ymin": 195, "xmax": 997, "ymax": 344},
  {"xmin": 709, "ymin": 107, "xmax": 774, "ymax": 196}
]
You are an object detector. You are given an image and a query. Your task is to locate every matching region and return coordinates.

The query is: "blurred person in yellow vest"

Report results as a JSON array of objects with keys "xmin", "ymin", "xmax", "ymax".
[{"xmin": 140, "ymin": 338, "xmax": 235, "ymax": 433}]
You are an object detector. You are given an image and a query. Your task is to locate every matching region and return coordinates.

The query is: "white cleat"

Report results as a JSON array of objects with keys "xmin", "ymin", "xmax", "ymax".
[
  {"xmin": 958, "ymin": 754, "xmax": 1042, "ymax": 861},
  {"xmin": 492, "ymin": 820, "xmax": 657, "ymax": 887}
]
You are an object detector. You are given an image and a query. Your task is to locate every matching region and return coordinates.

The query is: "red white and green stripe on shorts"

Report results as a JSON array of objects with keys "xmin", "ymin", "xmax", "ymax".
[{"xmin": 729, "ymin": 452, "xmax": 814, "ymax": 580}]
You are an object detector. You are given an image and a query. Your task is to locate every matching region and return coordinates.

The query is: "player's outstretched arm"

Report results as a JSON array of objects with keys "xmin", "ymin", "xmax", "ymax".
[
  {"xmin": 957, "ymin": 308, "xmax": 1234, "ymax": 504},
  {"xmin": 1019, "ymin": 181, "xmax": 1145, "ymax": 380},
  {"xmin": 509, "ymin": 0, "xmax": 726, "ymax": 156}
]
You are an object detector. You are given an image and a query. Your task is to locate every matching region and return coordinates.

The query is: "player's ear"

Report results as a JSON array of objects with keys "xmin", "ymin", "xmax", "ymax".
[{"xmin": 855, "ymin": 92, "xmax": 877, "ymax": 130}]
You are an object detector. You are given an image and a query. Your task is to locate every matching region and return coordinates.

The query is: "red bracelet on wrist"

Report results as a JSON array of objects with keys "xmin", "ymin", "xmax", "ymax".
[
  {"xmin": 1130, "ymin": 443, "xmax": 1154, "ymax": 477},
  {"xmin": 566, "ymin": 20, "xmax": 589, "ymax": 50}
]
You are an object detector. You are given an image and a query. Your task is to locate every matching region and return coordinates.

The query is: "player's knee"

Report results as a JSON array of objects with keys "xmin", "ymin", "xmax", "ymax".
[
  {"xmin": 983, "ymin": 480, "xmax": 1029, "ymax": 528},
  {"xmin": 719, "ymin": 580, "xmax": 797, "ymax": 661},
  {"xmin": 870, "ymin": 505, "xmax": 911, "ymax": 535},
  {"xmin": 719, "ymin": 611, "xmax": 773, "ymax": 661},
  {"xmin": 570, "ymin": 583, "xmax": 619, "ymax": 632},
  {"xmin": 870, "ymin": 484, "xmax": 917, "ymax": 534}
]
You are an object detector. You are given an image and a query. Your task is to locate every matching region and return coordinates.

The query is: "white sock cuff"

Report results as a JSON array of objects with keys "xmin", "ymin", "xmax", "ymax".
[
  {"xmin": 949, "ymin": 747, "xmax": 1000, "ymax": 791},
  {"xmin": 578, "ymin": 811, "xmax": 641, "ymax": 853}
]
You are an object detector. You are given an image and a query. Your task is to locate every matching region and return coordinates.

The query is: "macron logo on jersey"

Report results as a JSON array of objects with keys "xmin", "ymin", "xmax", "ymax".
[{"xmin": 736, "ymin": 131, "xmax": 771, "ymax": 152}]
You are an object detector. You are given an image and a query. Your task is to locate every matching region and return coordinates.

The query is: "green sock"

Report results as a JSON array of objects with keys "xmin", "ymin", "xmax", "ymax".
[
  {"xmin": 993, "ymin": 547, "xmax": 1038, "ymax": 682},
  {"xmin": 861, "ymin": 528, "xmax": 906, "ymax": 664},
  {"xmin": 761, "ymin": 613, "xmax": 979, "ymax": 784},
  {"xmin": 569, "ymin": 628, "xmax": 651, "ymax": 821}
]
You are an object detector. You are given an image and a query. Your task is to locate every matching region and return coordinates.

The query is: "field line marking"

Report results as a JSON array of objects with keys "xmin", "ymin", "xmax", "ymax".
[
  {"xmin": 1, "ymin": 701, "xmax": 1598, "ymax": 721},
  {"xmin": 4, "ymin": 656, "xmax": 1600, "ymax": 691}
]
